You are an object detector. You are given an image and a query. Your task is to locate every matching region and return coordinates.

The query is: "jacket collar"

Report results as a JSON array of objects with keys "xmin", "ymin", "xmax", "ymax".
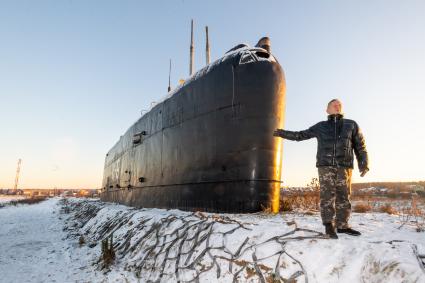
[{"xmin": 327, "ymin": 113, "xmax": 344, "ymax": 121}]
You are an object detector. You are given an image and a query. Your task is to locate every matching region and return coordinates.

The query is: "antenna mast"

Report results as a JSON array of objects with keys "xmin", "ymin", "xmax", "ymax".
[
  {"xmin": 14, "ymin": 159, "xmax": 22, "ymax": 192},
  {"xmin": 205, "ymin": 26, "xmax": 210, "ymax": 65},
  {"xmin": 189, "ymin": 19, "xmax": 194, "ymax": 75}
]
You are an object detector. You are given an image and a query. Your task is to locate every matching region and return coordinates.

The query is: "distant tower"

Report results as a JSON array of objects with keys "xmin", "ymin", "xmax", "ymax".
[
  {"xmin": 189, "ymin": 19, "xmax": 195, "ymax": 75},
  {"xmin": 14, "ymin": 159, "xmax": 22, "ymax": 192},
  {"xmin": 205, "ymin": 26, "xmax": 210, "ymax": 65}
]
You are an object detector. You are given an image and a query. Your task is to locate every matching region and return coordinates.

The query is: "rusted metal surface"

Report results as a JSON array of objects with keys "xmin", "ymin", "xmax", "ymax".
[{"xmin": 101, "ymin": 44, "xmax": 286, "ymax": 212}]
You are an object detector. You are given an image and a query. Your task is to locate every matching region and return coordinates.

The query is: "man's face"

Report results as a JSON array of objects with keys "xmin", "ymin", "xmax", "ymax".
[{"xmin": 326, "ymin": 100, "xmax": 343, "ymax": 115}]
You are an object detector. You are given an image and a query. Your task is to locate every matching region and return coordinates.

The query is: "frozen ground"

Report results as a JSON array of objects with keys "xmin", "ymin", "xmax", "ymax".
[
  {"xmin": 0, "ymin": 198, "xmax": 97, "ymax": 283},
  {"xmin": 0, "ymin": 198, "xmax": 424, "ymax": 283},
  {"xmin": 0, "ymin": 195, "xmax": 26, "ymax": 204}
]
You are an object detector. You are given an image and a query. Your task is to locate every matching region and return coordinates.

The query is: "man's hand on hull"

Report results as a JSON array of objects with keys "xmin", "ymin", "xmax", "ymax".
[
  {"xmin": 360, "ymin": 168, "xmax": 369, "ymax": 177},
  {"xmin": 273, "ymin": 129, "xmax": 284, "ymax": 137}
]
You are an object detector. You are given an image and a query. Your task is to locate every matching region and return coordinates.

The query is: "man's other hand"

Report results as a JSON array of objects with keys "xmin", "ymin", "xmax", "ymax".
[
  {"xmin": 360, "ymin": 168, "xmax": 369, "ymax": 177},
  {"xmin": 273, "ymin": 129, "xmax": 284, "ymax": 137}
]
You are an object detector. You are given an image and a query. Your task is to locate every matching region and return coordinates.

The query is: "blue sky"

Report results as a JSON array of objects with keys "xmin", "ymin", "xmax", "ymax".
[{"xmin": 1, "ymin": 0, "xmax": 424, "ymax": 188}]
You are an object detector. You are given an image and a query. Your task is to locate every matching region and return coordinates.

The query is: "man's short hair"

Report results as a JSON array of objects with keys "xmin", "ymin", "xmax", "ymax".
[{"xmin": 327, "ymin": 99, "xmax": 340, "ymax": 107}]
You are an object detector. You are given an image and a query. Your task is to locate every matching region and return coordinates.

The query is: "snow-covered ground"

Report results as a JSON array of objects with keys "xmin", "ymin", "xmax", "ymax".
[
  {"xmin": 0, "ymin": 198, "xmax": 97, "ymax": 283},
  {"xmin": 0, "ymin": 195, "xmax": 26, "ymax": 204},
  {"xmin": 0, "ymin": 198, "xmax": 424, "ymax": 283}
]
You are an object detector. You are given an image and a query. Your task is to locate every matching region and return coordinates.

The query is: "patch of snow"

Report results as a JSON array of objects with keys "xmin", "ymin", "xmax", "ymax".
[
  {"xmin": 1, "ymin": 198, "xmax": 424, "ymax": 282},
  {"xmin": 0, "ymin": 195, "xmax": 26, "ymax": 204},
  {"xmin": 0, "ymin": 198, "xmax": 105, "ymax": 282}
]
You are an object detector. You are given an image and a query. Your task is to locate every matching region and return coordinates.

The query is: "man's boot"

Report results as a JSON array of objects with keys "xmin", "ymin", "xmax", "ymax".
[
  {"xmin": 337, "ymin": 227, "xmax": 361, "ymax": 236},
  {"xmin": 324, "ymin": 223, "xmax": 338, "ymax": 239}
]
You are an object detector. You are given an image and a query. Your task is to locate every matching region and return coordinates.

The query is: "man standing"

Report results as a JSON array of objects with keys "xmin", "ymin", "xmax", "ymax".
[{"xmin": 274, "ymin": 99, "xmax": 369, "ymax": 239}]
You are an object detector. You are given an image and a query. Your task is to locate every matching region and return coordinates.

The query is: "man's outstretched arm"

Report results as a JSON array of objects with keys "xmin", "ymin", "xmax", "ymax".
[
  {"xmin": 353, "ymin": 122, "xmax": 369, "ymax": 176},
  {"xmin": 273, "ymin": 124, "xmax": 318, "ymax": 141}
]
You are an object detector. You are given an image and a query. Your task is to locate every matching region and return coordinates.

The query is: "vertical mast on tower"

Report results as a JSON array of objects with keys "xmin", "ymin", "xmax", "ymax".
[
  {"xmin": 205, "ymin": 26, "xmax": 210, "ymax": 65},
  {"xmin": 189, "ymin": 19, "xmax": 195, "ymax": 75},
  {"xmin": 13, "ymin": 159, "xmax": 22, "ymax": 192}
]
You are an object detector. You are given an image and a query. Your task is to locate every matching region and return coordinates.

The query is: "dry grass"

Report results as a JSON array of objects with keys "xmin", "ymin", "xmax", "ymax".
[
  {"xmin": 397, "ymin": 206, "xmax": 425, "ymax": 232},
  {"xmin": 281, "ymin": 188, "xmax": 425, "ymax": 234},
  {"xmin": 280, "ymin": 199, "xmax": 294, "ymax": 212},
  {"xmin": 245, "ymin": 266, "xmax": 256, "ymax": 279},
  {"xmin": 79, "ymin": 235, "xmax": 86, "ymax": 246},
  {"xmin": 279, "ymin": 194, "xmax": 320, "ymax": 212},
  {"xmin": 379, "ymin": 203, "xmax": 397, "ymax": 215},
  {"xmin": 100, "ymin": 234, "xmax": 115, "ymax": 269},
  {"xmin": 353, "ymin": 202, "xmax": 372, "ymax": 213},
  {"xmin": 261, "ymin": 204, "xmax": 273, "ymax": 213},
  {"xmin": 8, "ymin": 197, "xmax": 48, "ymax": 206}
]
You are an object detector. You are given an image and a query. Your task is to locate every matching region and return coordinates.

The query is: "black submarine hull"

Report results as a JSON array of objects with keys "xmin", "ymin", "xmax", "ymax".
[{"xmin": 101, "ymin": 47, "xmax": 286, "ymax": 212}]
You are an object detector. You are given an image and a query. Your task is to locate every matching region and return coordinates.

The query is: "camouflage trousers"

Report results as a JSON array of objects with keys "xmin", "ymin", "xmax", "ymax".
[{"xmin": 318, "ymin": 166, "xmax": 352, "ymax": 229}]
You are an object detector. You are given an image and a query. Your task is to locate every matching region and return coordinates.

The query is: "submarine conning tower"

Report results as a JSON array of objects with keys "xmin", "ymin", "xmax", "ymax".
[{"xmin": 101, "ymin": 37, "xmax": 286, "ymax": 213}]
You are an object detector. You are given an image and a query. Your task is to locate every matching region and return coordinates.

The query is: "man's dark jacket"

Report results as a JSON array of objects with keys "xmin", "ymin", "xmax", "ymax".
[{"xmin": 276, "ymin": 114, "xmax": 369, "ymax": 171}]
